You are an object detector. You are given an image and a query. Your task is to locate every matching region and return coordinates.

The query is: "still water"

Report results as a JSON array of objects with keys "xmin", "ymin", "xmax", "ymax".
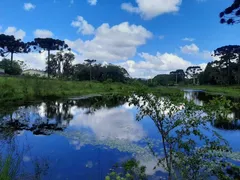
[{"xmin": 0, "ymin": 91, "xmax": 240, "ymax": 179}]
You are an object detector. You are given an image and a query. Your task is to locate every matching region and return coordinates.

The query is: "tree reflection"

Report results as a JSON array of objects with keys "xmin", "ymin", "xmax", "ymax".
[{"xmin": 0, "ymin": 95, "xmax": 128, "ymax": 136}]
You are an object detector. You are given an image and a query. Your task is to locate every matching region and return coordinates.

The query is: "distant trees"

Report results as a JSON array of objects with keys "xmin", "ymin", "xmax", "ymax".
[
  {"xmin": 199, "ymin": 45, "xmax": 240, "ymax": 85},
  {"xmin": 0, "ymin": 59, "xmax": 23, "ymax": 75},
  {"xmin": 84, "ymin": 59, "xmax": 96, "ymax": 81},
  {"xmin": 220, "ymin": 0, "xmax": 240, "ymax": 24},
  {"xmin": 170, "ymin": 69, "xmax": 185, "ymax": 84},
  {"xmin": 0, "ymin": 34, "xmax": 30, "ymax": 70},
  {"xmin": 30, "ymin": 38, "xmax": 70, "ymax": 78},
  {"xmin": 46, "ymin": 52, "xmax": 75, "ymax": 79},
  {"xmin": 72, "ymin": 63, "xmax": 129, "ymax": 82},
  {"xmin": 185, "ymin": 66, "xmax": 202, "ymax": 85}
]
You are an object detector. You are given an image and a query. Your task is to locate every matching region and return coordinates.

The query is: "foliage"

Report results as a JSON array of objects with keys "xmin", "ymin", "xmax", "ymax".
[
  {"xmin": 0, "ymin": 139, "xmax": 49, "ymax": 179},
  {"xmin": 129, "ymin": 94, "xmax": 237, "ymax": 179},
  {"xmin": 29, "ymin": 38, "xmax": 70, "ymax": 77},
  {"xmin": 46, "ymin": 52, "xmax": 75, "ymax": 79},
  {"xmin": 170, "ymin": 69, "xmax": 185, "ymax": 84},
  {"xmin": 152, "ymin": 74, "xmax": 175, "ymax": 86},
  {"xmin": 0, "ymin": 58, "xmax": 24, "ymax": 75},
  {"xmin": 185, "ymin": 66, "xmax": 202, "ymax": 85},
  {"xmin": 200, "ymin": 45, "xmax": 240, "ymax": 85},
  {"xmin": 220, "ymin": 0, "xmax": 240, "ymax": 24},
  {"xmin": 0, "ymin": 34, "xmax": 30, "ymax": 66},
  {"xmin": 105, "ymin": 159, "xmax": 147, "ymax": 180},
  {"xmin": 0, "ymin": 76, "xmax": 166, "ymax": 102},
  {"xmin": 72, "ymin": 63, "xmax": 130, "ymax": 83}
]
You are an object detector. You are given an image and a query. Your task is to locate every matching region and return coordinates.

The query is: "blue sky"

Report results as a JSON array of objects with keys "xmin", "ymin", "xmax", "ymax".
[{"xmin": 0, "ymin": 0, "xmax": 238, "ymax": 78}]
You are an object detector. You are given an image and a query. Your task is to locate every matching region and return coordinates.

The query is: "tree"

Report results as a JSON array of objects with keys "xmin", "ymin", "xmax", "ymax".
[
  {"xmin": 72, "ymin": 63, "xmax": 129, "ymax": 82},
  {"xmin": 62, "ymin": 52, "xmax": 74, "ymax": 79},
  {"xmin": 170, "ymin": 69, "xmax": 185, "ymax": 84},
  {"xmin": 0, "ymin": 34, "xmax": 29, "ymax": 70},
  {"xmin": 46, "ymin": 54, "xmax": 58, "ymax": 77},
  {"xmin": 46, "ymin": 52, "xmax": 75, "ymax": 79},
  {"xmin": 185, "ymin": 66, "xmax": 202, "ymax": 85},
  {"xmin": 84, "ymin": 59, "xmax": 96, "ymax": 81},
  {"xmin": 0, "ymin": 58, "xmax": 23, "ymax": 75},
  {"xmin": 30, "ymin": 38, "xmax": 70, "ymax": 78},
  {"xmin": 130, "ymin": 94, "xmax": 235, "ymax": 179},
  {"xmin": 213, "ymin": 45, "xmax": 240, "ymax": 85},
  {"xmin": 219, "ymin": 0, "xmax": 240, "ymax": 24}
]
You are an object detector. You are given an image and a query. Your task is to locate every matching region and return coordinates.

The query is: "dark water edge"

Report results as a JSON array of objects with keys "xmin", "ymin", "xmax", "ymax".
[{"xmin": 0, "ymin": 92, "xmax": 240, "ymax": 179}]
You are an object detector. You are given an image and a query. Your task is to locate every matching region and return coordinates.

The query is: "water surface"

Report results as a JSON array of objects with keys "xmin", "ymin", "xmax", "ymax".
[{"xmin": 0, "ymin": 92, "xmax": 240, "ymax": 179}]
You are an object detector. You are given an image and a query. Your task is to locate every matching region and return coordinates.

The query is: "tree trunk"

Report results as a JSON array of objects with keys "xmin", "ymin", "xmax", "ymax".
[
  {"xmin": 48, "ymin": 50, "xmax": 50, "ymax": 78},
  {"xmin": 11, "ymin": 52, "xmax": 13, "ymax": 74},
  {"xmin": 176, "ymin": 73, "xmax": 178, "ymax": 84},
  {"xmin": 90, "ymin": 65, "xmax": 92, "ymax": 81}
]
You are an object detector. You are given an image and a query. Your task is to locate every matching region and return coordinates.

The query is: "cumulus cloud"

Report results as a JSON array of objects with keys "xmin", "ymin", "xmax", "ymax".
[
  {"xmin": 34, "ymin": 29, "xmax": 54, "ymax": 38},
  {"xmin": 87, "ymin": 0, "xmax": 97, "ymax": 6},
  {"xmin": 3, "ymin": 27, "xmax": 26, "ymax": 40},
  {"xmin": 121, "ymin": 0, "xmax": 182, "ymax": 20},
  {"xmin": 24, "ymin": 3, "xmax": 36, "ymax": 11},
  {"xmin": 180, "ymin": 43, "xmax": 213, "ymax": 60},
  {"xmin": 117, "ymin": 52, "xmax": 192, "ymax": 78},
  {"xmin": 180, "ymin": 43, "xmax": 199, "ymax": 54},
  {"xmin": 66, "ymin": 21, "xmax": 152, "ymax": 61},
  {"xmin": 182, "ymin": 37, "xmax": 195, "ymax": 42},
  {"xmin": 71, "ymin": 16, "xmax": 95, "ymax": 35}
]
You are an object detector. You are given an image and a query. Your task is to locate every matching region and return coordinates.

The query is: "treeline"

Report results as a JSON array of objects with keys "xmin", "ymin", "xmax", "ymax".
[
  {"xmin": 151, "ymin": 66, "xmax": 202, "ymax": 86},
  {"xmin": 0, "ymin": 34, "xmax": 131, "ymax": 83},
  {"xmin": 199, "ymin": 45, "xmax": 240, "ymax": 85},
  {"xmin": 46, "ymin": 52, "xmax": 130, "ymax": 82},
  {"xmin": 152, "ymin": 45, "xmax": 240, "ymax": 86}
]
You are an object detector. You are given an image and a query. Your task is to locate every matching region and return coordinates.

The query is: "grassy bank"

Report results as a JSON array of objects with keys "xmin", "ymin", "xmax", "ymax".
[
  {"xmin": 181, "ymin": 85, "xmax": 240, "ymax": 97},
  {"xmin": 0, "ymin": 77, "xmax": 181, "ymax": 103}
]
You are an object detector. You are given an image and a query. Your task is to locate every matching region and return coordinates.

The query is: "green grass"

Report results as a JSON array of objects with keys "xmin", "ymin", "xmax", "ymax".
[
  {"xmin": 181, "ymin": 85, "xmax": 240, "ymax": 97},
  {"xmin": 0, "ymin": 77, "xmax": 181, "ymax": 103}
]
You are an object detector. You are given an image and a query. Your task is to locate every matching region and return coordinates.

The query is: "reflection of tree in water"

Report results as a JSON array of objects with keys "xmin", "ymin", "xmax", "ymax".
[
  {"xmin": 0, "ymin": 101, "xmax": 71, "ymax": 136},
  {"xmin": 0, "ymin": 95, "xmax": 128, "ymax": 136},
  {"xmin": 185, "ymin": 91, "xmax": 240, "ymax": 129},
  {"xmin": 73, "ymin": 95, "xmax": 128, "ymax": 114}
]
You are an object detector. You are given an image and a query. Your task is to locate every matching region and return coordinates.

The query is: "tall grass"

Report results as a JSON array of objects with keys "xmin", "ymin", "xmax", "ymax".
[{"xmin": 0, "ymin": 77, "xmax": 181, "ymax": 103}]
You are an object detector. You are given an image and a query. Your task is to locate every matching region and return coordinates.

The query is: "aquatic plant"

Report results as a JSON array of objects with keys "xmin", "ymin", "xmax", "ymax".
[
  {"xmin": 105, "ymin": 159, "xmax": 147, "ymax": 180},
  {"xmin": 129, "ymin": 94, "xmax": 239, "ymax": 179}
]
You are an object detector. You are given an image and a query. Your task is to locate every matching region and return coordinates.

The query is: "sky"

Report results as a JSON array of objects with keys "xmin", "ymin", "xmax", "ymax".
[{"xmin": 0, "ymin": 0, "xmax": 238, "ymax": 78}]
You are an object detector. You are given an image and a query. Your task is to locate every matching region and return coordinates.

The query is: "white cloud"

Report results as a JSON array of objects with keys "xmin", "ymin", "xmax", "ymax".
[
  {"xmin": 70, "ymin": 107, "xmax": 145, "ymax": 142},
  {"xmin": 121, "ymin": 0, "xmax": 182, "ymax": 20},
  {"xmin": 24, "ymin": 3, "xmax": 36, "ymax": 11},
  {"xmin": 180, "ymin": 43, "xmax": 199, "ymax": 54},
  {"xmin": 34, "ymin": 29, "xmax": 54, "ymax": 38},
  {"xmin": 159, "ymin": 35, "xmax": 165, "ymax": 40},
  {"xmin": 121, "ymin": 3, "xmax": 140, "ymax": 13},
  {"xmin": 180, "ymin": 43, "xmax": 213, "ymax": 61},
  {"xmin": 71, "ymin": 16, "xmax": 95, "ymax": 35},
  {"xmin": 3, "ymin": 27, "xmax": 26, "ymax": 40},
  {"xmin": 182, "ymin": 37, "xmax": 195, "ymax": 42},
  {"xmin": 117, "ymin": 52, "xmax": 192, "ymax": 78},
  {"xmin": 66, "ymin": 21, "xmax": 152, "ymax": 61},
  {"xmin": 87, "ymin": 0, "xmax": 97, "ymax": 6}
]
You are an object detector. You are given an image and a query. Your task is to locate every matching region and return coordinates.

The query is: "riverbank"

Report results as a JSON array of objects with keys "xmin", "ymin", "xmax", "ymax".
[
  {"xmin": 181, "ymin": 85, "xmax": 240, "ymax": 97},
  {"xmin": 0, "ymin": 77, "xmax": 181, "ymax": 103}
]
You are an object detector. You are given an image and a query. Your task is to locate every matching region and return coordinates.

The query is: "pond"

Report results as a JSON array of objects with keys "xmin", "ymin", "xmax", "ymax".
[{"xmin": 0, "ymin": 91, "xmax": 240, "ymax": 179}]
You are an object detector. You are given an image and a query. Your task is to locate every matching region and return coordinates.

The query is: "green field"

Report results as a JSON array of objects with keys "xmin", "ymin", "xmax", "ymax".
[{"xmin": 0, "ymin": 77, "xmax": 181, "ymax": 103}]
